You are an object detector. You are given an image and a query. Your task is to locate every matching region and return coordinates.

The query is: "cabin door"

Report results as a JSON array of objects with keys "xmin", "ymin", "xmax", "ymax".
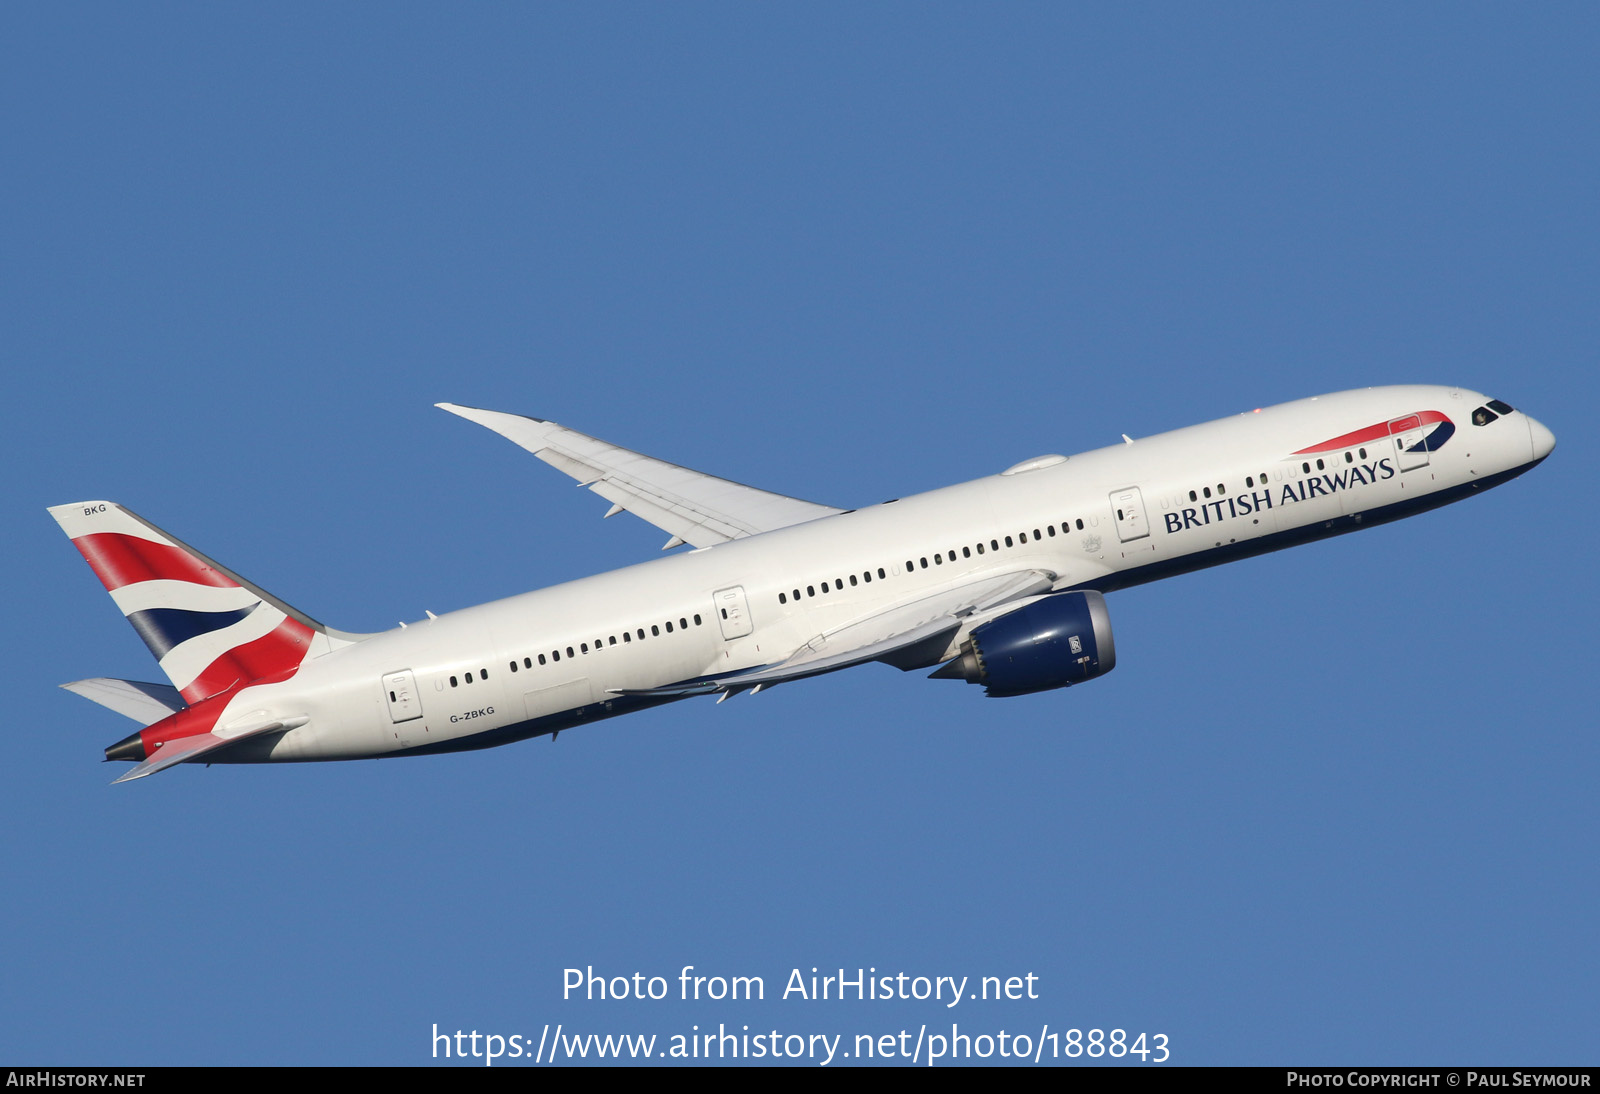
[
  {"xmin": 382, "ymin": 670, "xmax": 423, "ymax": 722},
  {"xmin": 1110, "ymin": 487, "xmax": 1150, "ymax": 542},
  {"xmin": 713, "ymin": 586, "xmax": 754, "ymax": 640},
  {"xmin": 1389, "ymin": 415, "xmax": 1430, "ymax": 472}
]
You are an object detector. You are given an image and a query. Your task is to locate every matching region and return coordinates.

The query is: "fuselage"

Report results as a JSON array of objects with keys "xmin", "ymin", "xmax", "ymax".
[{"xmin": 184, "ymin": 385, "xmax": 1554, "ymax": 764}]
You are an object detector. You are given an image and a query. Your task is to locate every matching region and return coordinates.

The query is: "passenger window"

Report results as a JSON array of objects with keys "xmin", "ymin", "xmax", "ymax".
[
  {"xmin": 793, "ymin": 590, "xmax": 801, "ymax": 601},
  {"xmin": 680, "ymin": 618, "xmax": 688, "ymax": 629},
  {"xmin": 1302, "ymin": 462, "xmax": 1311, "ymax": 474},
  {"xmin": 808, "ymin": 585, "xmax": 816, "ymax": 597},
  {"xmin": 1075, "ymin": 519, "xmax": 1083, "ymax": 530},
  {"xmin": 651, "ymin": 625, "xmax": 659, "ymax": 636},
  {"xmin": 538, "ymin": 654, "xmax": 547, "ymax": 664},
  {"xmin": 609, "ymin": 636, "xmax": 617, "ymax": 646},
  {"xmin": 1216, "ymin": 484, "xmax": 1225, "ymax": 495},
  {"xmin": 524, "ymin": 658, "xmax": 532, "ymax": 669},
  {"xmin": 566, "ymin": 647, "xmax": 574, "ymax": 658},
  {"xmin": 623, "ymin": 633, "xmax": 631, "ymax": 643},
  {"xmin": 552, "ymin": 651, "xmax": 560, "ymax": 662},
  {"xmin": 1018, "ymin": 532, "xmax": 1027, "ymax": 543},
  {"xmin": 990, "ymin": 539, "xmax": 999, "ymax": 551},
  {"xmin": 450, "ymin": 675, "xmax": 458, "ymax": 687},
  {"xmin": 1316, "ymin": 459, "xmax": 1325, "ymax": 470},
  {"xmin": 482, "ymin": 668, "xmax": 489, "ymax": 679},
  {"xmin": 1345, "ymin": 452, "xmax": 1353, "ymax": 463},
  {"xmin": 1245, "ymin": 477, "xmax": 1253, "ymax": 488},
  {"xmin": 694, "ymin": 614, "xmax": 702, "ymax": 625},
  {"xmin": 849, "ymin": 574, "xmax": 858, "ymax": 586},
  {"xmin": 1044, "ymin": 528, "xmax": 1053, "ymax": 539},
  {"xmin": 1203, "ymin": 487, "xmax": 1211, "ymax": 499},
  {"xmin": 934, "ymin": 554, "xmax": 943, "ymax": 565},
  {"xmin": 1189, "ymin": 490, "xmax": 1197, "ymax": 501},
  {"xmin": 976, "ymin": 543, "xmax": 985, "ymax": 554},
  {"xmin": 779, "ymin": 592, "xmax": 787, "ymax": 604},
  {"xmin": 465, "ymin": 672, "xmax": 473, "ymax": 683},
  {"xmin": 877, "ymin": 568, "xmax": 885, "ymax": 579},
  {"xmin": 835, "ymin": 579, "xmax": 842, "ymax": 590},
  {"xmin": 919, "ymin": 558, "xmax": 928, "ymax": 569},
  {"xmin": 510, "ymin": 661, "xmax": 518, "ymax": 672},
  {"xmin": 581, "ymin": 643, "xmax": 588, "ymax": 653},
  {"xmin": 1033, "ymin": 529, "xmax": 1041, "ymax": 539}
]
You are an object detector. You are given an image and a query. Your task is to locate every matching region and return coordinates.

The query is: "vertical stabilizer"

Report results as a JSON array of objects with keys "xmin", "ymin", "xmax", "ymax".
[{"xmin": 49, "ymin": 501, "xmax": 362, "ymax": 702}]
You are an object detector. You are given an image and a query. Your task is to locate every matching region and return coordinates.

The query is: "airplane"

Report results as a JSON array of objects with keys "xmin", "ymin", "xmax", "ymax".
[{"xmin": 51, "ymin": 385, "xmax": 1555, "ymax": 783}]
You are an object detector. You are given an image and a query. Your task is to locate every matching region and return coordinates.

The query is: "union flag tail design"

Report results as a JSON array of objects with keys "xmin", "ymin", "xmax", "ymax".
[{"xmin": 49, "ymin": 501, "xmax": 341, "ymax": 703}]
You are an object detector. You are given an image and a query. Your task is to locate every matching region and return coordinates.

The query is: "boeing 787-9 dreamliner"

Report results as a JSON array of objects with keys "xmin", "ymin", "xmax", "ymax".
[{"xmin": 51, "ymin": 386, "xmax": 1554, "ymax": 782}]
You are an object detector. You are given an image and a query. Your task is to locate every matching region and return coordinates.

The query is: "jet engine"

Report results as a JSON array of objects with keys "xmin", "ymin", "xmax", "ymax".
[{"xmin": 930, "ymin": 591, "xmax": 1116, "ymax": 697}]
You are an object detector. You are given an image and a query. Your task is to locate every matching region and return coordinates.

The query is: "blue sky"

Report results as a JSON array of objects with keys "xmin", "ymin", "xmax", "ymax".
[{"xmin": 2, "ymin": 4, "xmax": 1594, "ymax": 1066}]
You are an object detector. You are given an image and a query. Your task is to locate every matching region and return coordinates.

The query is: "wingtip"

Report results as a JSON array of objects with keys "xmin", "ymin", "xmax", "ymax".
[{"xmin": 435, "ymin": 402, "xmax": 549, "ymax": 424}]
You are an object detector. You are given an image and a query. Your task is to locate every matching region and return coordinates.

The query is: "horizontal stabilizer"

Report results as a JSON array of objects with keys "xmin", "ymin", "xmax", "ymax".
[
  {"xmin": 62, "ymin": 678, "xmax": 186, "ymax": 725},
  {"xmin": 437, "ymin": 403, "xmax": 845, "ymax": 549},
  {"xmin": 111, "ymin": 717, "xmax": 298, "ymax": 784}
]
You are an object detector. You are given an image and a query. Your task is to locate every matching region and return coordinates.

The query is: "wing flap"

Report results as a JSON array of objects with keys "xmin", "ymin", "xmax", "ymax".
[
  {"xmin": 437, "ymin": 403, "xmax": 845, "ymax": 549},
  {"xmin": 614, "ymin": 570, "xmax": 1056, "ymax": 697}
]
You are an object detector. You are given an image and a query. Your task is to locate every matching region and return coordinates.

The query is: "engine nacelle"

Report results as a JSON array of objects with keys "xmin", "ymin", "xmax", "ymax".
[{"xmin": 930, "ymin": 591, "xmax": 1116, "ymax": 697}]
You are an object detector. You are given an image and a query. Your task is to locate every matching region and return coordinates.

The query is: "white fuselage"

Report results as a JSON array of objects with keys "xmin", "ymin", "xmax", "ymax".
[{"xmin": 212, "ymin": 385, "xmax": 1552, "ymax": 763}]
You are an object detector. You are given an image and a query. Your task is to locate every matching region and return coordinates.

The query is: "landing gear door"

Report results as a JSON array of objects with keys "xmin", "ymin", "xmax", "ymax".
[
  {"xmin": 1110, "ymin": 487, "xmax": 1150, "ymax": 542},
  {"xmin": 382, "ymin": 670, "xmax": 423, "ymax": 723},
  {"xmin": 713, "ymin": 586, "xmax": 754, "ymax": 640},
  {"xmin": 1389, "ymin": 415, "xmax": 1430, "ymax": 472}
]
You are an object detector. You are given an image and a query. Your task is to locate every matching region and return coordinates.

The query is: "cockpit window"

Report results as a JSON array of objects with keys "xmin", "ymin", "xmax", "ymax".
[
  {"xmin": 1487, "ymin": 399, "xmax": 1515, "ymax": 415},
  {"xmin": 1472, "ymin": 406, "xmax": 1498, "ymax": 426}
]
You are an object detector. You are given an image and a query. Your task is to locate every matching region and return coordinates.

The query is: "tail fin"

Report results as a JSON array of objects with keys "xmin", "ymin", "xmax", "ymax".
[{"xmin": 49, "ymin": 501, "xmax": 363, "ymax": 703}]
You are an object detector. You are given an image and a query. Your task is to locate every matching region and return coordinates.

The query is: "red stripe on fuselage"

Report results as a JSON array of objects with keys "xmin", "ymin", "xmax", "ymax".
[
  {"xmin": 1293, "ymin": 410, "xmax": 1451, "ymax": 455},
  {"xmin": 178, "ymin": 616, "xmax": 315, "ymax": 703},
  {"xmin": 71, "ymin": 532, "xmax": 238, "ymax": 594}
]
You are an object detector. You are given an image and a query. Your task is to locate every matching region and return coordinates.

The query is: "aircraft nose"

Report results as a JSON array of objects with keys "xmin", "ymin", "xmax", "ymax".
[{"xmin": 1527, "ymin": 415, "xmax": 1556, "ymax": 461}]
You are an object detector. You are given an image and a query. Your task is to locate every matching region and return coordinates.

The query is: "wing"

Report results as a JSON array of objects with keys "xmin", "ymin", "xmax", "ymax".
[
  {"xmin": 437, "ymin": 403, "xmax": 846, "ymax": 550},
  {"xmin": 615, "ymin": 569, "xmax": 1057, "ymax": 697}
]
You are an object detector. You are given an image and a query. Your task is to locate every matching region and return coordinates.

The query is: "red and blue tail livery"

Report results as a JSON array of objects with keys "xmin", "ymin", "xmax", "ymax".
[{"xmin": 49, "ymin": 501, "xmax": 323, "ymax": 703}]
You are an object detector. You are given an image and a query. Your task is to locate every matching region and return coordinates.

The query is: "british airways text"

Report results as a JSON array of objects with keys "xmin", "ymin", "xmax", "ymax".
[{"xmin": 1162, "ymin": 459, "xmax": 1396, "ymax": 535}]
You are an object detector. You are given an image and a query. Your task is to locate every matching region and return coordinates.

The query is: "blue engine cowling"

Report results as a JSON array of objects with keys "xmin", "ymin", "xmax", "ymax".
[{"xmin": 929, "ymin": 591, "xmax": 1116, "ymax": 697}]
